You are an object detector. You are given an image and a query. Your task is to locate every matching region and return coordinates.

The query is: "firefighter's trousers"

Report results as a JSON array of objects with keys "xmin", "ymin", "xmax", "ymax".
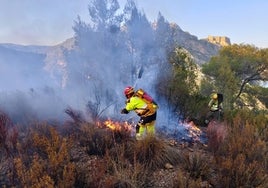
[{"xmin": 136, "ymin": 120, "xmax": 156, "ymax": 140}]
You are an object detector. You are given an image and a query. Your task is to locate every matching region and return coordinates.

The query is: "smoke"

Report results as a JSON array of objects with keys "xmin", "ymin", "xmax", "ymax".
[
  {"xmin": 0, "ymin": 87, "xmax": 67, "ymax": 124},
  {"xmin": 0, "ymin": 0, "xmax": 205, "ymax": 142}
]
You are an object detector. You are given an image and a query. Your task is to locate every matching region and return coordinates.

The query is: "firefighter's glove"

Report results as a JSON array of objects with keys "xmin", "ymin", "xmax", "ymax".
[{"xmin": 121, "ymin": 108, "xmax": 129, "ymax": 114}]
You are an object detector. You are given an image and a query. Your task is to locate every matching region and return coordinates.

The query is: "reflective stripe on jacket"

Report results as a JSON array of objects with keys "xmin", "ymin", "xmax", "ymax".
[
  {"xmin": 208, "ymin": 99, "xmax": 219, "ymax": 111},
  {"xmin": 125, "ymin": 96, "xmax": 156, "ymax": 117}
]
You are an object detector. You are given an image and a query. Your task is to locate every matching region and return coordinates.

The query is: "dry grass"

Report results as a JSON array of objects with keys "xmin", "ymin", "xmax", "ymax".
[
  {"xmin": 0, "ymin": 111, "xmax": 18, "ymax": 157},
  {"xmin": 175, "ymin": 171, "xmax": 203, "ymax": 188},
  {"xmin": 13, "ymin": 123, "xmax": 76, "ymax": 188},
  {"xmin": 206, "ymin": 121, "xmax": 228, "ymax": 154},
  {"xmin": 210, "ymin": 110, "xmax": 268, "ymax": 187},
  {"xmin": 0, "ymin": 109, "xmax": 267, "ymax": 187},
  {"xmin": 180, "ymin": 152, "xmax": 212, "ymax": 180}
]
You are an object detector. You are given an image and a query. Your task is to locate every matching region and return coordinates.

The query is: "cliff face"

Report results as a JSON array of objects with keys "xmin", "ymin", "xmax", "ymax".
[
  {"xmin": 167, "ymin": 23, "xmax": 221, "ymax": 65},
  {"xmin": 206, "ymin": 35, "xmax": 231, "ymax": 46}
]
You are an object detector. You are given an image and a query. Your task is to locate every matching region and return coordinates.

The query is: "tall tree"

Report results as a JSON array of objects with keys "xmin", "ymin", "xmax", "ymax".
[
  {"xmin": 155, "ymin": 13, "xmax": 176, "ymax": 55},
  {"xmin": 67, "ymin": 0, "xmax": 128, "ymax": 117},
  {"xmin": 202, "ymin": 44, "xmax": 268, "ymax": 109},
  {"xmin": 71, "ymin": 0, "xmax": 125, "ymax": 80},
  {"xmin": 87, "ymin": 0, "xmax": 121, "ymax": 30},
  {"xmin": 123, "ymin": 0, "xmax": 154, "ymax": 85},
  {"xmin": 156, "ymin": 47, "xmax": 199, "ymax": 119}
]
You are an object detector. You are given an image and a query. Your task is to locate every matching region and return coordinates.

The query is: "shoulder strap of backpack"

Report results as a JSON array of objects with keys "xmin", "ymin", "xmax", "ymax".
[
  {"xmin": 135, "ymin": 89, "xmax": 144, "ymax": 99},
  {"xmin": 217, "ymin": 93, "xmax": 223, "ymax": 104}
]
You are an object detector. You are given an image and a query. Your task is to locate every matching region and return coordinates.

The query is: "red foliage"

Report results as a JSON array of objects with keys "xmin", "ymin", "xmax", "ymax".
[
  {"xmin": 206, "ymin": 121, "xmax": 228, "ymax": 153},
  {"xmin": 0, "ymin": 110, "xmax": 18, "ymax": 156}
]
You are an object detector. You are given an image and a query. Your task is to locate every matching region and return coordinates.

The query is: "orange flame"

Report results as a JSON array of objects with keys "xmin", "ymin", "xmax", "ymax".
[
  {"xmin": 103, "ymin": 119, "xmax": 133, "ymax": 132},
  {"xmin": 184, "ymin": 120, "xmax": 202, "ymax": 141}
]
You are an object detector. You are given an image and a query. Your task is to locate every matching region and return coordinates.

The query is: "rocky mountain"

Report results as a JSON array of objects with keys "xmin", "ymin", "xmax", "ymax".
[
  {"xmin": 166, "ymin": 23, "xmax": 222, "ymax": 65},
  {"xmin": 0, "ymin": 23, "xmax": 227, "ymax": 123},
  {"xmin": 206, "ymin": 35, "xmax": 231, "ymax": 46},
  {"xmin": 0, "ymin": 23, "xmax": 224, "ymax": 89},
  {"xmin": 0, "ymin": 44, "xmax": 49, "ymax": 91}
]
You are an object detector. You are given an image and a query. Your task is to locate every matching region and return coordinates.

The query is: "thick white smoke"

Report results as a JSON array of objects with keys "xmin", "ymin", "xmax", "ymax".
[{"xmin": 0, "ymin": 0, "xmax": 205, "ymax": 142}]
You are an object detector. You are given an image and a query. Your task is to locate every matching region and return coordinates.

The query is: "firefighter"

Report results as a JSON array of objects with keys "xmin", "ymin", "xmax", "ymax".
[
  {"xmin": 205, "ymin": 91, "xmax": 223, "ymax": 124},
  {"xmin": 121, "ymin": 86, "xmax": 157, "ymax": 140}
]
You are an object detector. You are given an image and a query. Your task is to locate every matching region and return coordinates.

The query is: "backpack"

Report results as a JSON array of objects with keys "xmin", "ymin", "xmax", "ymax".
[
  {"xmin": 134, "ymin": 89, "xmax": 158, "ymax": 110},
  {"xmin": 217, "ymin": 93, "xmax": 223, "ymax": 110},
  {"xmin": 217, "ymin": 93, "xmax": 223, "ymax": 104}
]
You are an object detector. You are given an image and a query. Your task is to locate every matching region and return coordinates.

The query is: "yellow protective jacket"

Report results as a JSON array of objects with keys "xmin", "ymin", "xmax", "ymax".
[
  {"xmin": 208, "ymin": 99, "xmax": 219, "ymax": 111},
  {"xmin": 125, "ymin": 96, "xmax": 157, "ymax": 117}
]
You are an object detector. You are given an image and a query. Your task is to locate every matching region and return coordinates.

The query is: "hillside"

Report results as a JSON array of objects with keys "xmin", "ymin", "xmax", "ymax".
[
  {"xmin": 0, "ymin": 109, "xmax": 267, "ymax": 187},
  {"xmin": 0, "ymin": 1, "xmax": 267, "ymax": 186},
  {"xmin": 0, "ymin": 19, "xmax": 225, "ymax": 124}
]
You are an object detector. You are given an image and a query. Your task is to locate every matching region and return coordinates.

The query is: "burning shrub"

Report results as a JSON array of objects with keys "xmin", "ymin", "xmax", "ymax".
[{"xmin": 76, "ymin": 119, "xmax": 133, "ymax": 156}]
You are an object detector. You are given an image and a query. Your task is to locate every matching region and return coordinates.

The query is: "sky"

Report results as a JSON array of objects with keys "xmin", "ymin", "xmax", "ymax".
[{"xmin": 0, "ymin": 0, "xmax": 267, "ymax": 48}]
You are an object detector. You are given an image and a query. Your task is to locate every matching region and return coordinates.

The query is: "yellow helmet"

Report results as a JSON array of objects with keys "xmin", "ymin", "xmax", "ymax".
[{"xmin": 212, "ymin": 93, "xmax": 218, "ymax": 99}]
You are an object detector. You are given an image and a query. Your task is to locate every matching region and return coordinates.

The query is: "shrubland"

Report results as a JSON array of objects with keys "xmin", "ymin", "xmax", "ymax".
[
  {"xmin": 1, "ymin": 43, "xmax": 268, "ymax": 187},
  {"xmin": 0, "ymin": 106, "xmax": 267, "ymax": 187}
]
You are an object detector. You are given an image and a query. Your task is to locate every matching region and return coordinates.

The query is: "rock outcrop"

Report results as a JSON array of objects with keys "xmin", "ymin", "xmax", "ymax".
[{"xmin": 206, "ymin": 35, "xmax": 231, "ymax": 46}]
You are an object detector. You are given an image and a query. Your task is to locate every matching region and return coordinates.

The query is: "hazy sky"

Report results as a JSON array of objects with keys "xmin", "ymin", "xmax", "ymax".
[{"xmin": 0, "ymin": 0, "xmax": 267, "ymax": 48}]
